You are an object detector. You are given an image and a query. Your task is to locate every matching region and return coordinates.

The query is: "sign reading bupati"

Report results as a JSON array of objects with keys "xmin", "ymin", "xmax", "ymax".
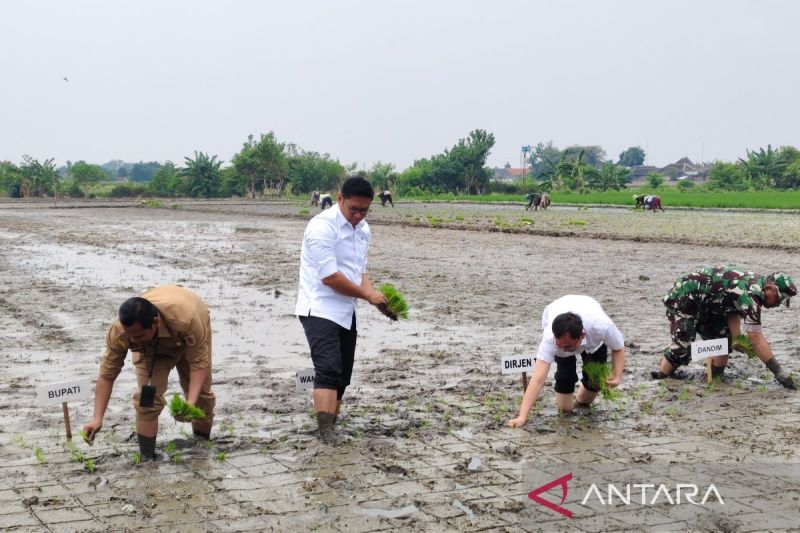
[
  {"xmin": 36, "ymin": 378, "xmax": 91, "ymax": 406},
  {"xmin": 691, "ymin": 338, "xmax": 729, "ymax": 361},
  {"xmin": 501, "ymin": 355, "xmax": 534, "ymax": 374}
]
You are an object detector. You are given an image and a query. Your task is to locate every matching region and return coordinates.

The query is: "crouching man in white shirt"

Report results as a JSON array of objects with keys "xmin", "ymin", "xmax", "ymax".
[
  {"xmin": 296, "ymin": 176, "xmax": 396, "ymax": 444},
  {"xmin": 508, "ymin": 295, "xmax": 626, "ymax": 428}
]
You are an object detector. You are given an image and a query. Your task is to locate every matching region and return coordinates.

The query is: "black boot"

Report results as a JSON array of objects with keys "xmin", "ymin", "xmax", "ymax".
[
  {"xmin": 766, "ymin": 358, "xmax": 797, "ymax": 390},
  {"xmin": 192, "ymin": 428, "xmax": 211, "ymax": 440},
  {"xmin": 316, "ymin": 412, "xmax": 336, "ymax": 445},
  {"xmin": 711, "ymin": 365, "xmax": 726, "ymax": 379},
  {"xmin": 137, "ymin": 434, "xmax": 158, "ymax": 460}
]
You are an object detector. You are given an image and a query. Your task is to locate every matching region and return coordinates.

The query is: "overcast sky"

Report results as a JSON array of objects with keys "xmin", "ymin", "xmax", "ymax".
[{"xmin": 1, "ymin": 0, "xmax": 798, "ymax": 171}]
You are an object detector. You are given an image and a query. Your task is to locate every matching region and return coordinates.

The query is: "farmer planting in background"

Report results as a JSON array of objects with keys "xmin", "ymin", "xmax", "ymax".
[
  {"xmin": 83, "ymin": 286, "xmax": 215, "ymax": 459},
  {"xmin": 319, "ymin": 193, "xmax": 333, "ymax": 210},
  {"xmin": 651, "ymin": 266, "xmax": 798, "ymax": 389},
  {"xmin": 296, "ymin": 176, "xmax": 397, "ymax": 445},
  {"xmin": 508, "ymin": 295, "xmax": 626, "ymax": 428},
  {"xmin": 378, "ymin": 190, "xmax": 394, "ymax": 207}
]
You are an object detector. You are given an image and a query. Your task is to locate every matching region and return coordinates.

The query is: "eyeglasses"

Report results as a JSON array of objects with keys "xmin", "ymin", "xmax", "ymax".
[{"xmin": 344, "ymin": 202, "xmax": 370, "ymax": 217}]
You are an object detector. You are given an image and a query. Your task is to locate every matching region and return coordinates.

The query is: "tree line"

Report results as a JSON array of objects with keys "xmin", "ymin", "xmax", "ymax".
[{"xmin": 2, "ymin": 132, "xmax": 799, "ymax": 199}]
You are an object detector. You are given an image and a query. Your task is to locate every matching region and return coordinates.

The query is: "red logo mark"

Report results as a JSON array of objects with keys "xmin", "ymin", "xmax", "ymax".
[{"xmin": 528, "ymin": 473, "xmax": 573, "ymax": 518}]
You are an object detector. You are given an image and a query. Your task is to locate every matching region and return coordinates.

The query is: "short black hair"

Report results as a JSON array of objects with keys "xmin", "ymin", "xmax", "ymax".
[
  {"xmin": 119, "ymin": 297, "xmax": 158, "ymax": 328},
  {"xmin": 341, "ymin": 176, "xmax": 374, "ymax": 200},
  {"xmin": 552, "ymin": 312, "xmax": 583, "ymax": 339}
]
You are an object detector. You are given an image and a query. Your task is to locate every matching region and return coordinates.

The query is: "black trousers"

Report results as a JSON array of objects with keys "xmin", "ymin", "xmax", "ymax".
[
  {"xmin": 553, "ymin": 344, "xmax": 609, "ymax": 394},
  {"xmin": 299, "ymin": 314, "xmax": 357, "ymax": 400}
]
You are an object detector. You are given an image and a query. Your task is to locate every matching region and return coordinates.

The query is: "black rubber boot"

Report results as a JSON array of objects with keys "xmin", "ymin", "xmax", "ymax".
[
  {"xmin": 192, "ymin": 428, "xmax": 211, "ymax": 440},
  {"xmin": 316, "ymin": 412, "xmax": 336, "ymax": 445},
  {"xmin": 137, "ymin": 434, "xmax": 158, "ymax": 460},
  {"xmin": 650, "ymin": 370, "xmax": 670, "ymax": 380},
  {"xmin": 766, "ymin": 358, "xmax": 797, "ymax": 390}
]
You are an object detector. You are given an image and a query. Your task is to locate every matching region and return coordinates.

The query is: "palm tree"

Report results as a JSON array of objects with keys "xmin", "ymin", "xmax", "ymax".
[{"xmin": 182, "ymin": 152, "xmax": 222, "ymax": 198}]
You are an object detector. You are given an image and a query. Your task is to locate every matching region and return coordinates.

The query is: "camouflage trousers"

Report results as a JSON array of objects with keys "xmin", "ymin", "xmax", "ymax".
[{"xmin": 663, "ymin": 312, "xmax": 731, "ymax": 368}]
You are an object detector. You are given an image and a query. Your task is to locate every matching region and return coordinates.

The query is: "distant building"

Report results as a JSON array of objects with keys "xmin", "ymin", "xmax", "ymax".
[
  {"xmin": 492, "ymin": 167, "xmax": 529, "ymax": 183},
  {"xmin": 628, "ymin": 157, "xmax": 708, "ymax": 186}
]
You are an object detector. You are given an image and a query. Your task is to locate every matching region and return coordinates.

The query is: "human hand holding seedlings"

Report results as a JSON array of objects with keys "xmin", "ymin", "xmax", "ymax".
[
  {"xmin": 378, "ymin": 284, "xmax": 409, "ymax": 321},
  {"xmin": 169, "ymin": 394, "xmax": 206, "ymax": 422},
  {"xmin": 81, "ymin": 420, "xmax": 101, "ymax": 445}
]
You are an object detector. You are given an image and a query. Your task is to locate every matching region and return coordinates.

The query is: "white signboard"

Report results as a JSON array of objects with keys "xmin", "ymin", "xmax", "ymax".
[
  {"xmin": 500, "ymin": 355, "xmax": 534, "ymax": 375},
  {"xmin": 36, "ymin": 378, "xmax": 92, "ymax": 406},
  {"xmin": 296, "ymin": 369, "xmax": 315, "ymax": 390},
  {"xmin": 691, "ymin": 338, "xmax": 729, "ymax": 361}
]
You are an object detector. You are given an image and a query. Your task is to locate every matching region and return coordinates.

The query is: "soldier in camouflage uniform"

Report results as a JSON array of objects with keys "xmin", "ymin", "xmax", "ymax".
[{"xmin": 651, "ymin": 266, "xmax": 797, "ymax": 389}]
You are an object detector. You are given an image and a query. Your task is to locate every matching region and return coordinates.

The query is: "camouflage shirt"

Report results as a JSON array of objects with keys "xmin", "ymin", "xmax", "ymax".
[{"xmin": 662, "ymin": 266, "xmax": 766, "ymax": 326}]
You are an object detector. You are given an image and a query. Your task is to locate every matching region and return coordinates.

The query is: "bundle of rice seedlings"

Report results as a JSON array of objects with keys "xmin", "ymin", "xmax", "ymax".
[
  {"xmin": 733, "ymin": 335, "xmax": 757, "ymax": 359},
  {"xmin": 169, "ymin": 394, "xmax": 206, "ymax": 421},
  {"xmin": 582, "ymin": 361, "xmax": 622, "ymax": 402},
  {"xmin": 378, "ymin": 283, "xmax": 409, "ymax": 320}
]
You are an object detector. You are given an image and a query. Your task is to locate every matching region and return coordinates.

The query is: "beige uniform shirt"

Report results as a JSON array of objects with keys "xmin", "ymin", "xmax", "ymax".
[{"xmin": 99, "ymin": 286, "xmax": 212, "ymax": 380}]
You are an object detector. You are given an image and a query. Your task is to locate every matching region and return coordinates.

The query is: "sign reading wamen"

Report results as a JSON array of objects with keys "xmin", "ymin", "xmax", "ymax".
[
  {"xmin": 691, "ymin": 338, "xmax": 728, "ymax": 361},
  {"xmin": 500, "ymin": 355, "xmax": 534, "ymax": 374},
  {"xmin": 296, "ymin": 369, "xmax": 315, "ymax": 390},
  {"xmin": 36, "ymin": 378, "xmax": 91, "ymax": 406}
]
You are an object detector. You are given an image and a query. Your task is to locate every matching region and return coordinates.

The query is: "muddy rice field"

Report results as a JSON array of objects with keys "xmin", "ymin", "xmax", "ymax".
[{"xmin": 1, "ymin": 198, "xmax": 799, "ymax": 532}]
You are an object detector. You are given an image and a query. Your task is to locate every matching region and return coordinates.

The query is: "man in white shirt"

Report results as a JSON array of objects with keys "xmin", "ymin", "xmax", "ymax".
[
  {"xmin": 296, "ymin": 176, "xmax": 395, "ymax": 444},
  {"xmin": 508, "ymin": 295, "xmax": 626, "ymax": 427}
]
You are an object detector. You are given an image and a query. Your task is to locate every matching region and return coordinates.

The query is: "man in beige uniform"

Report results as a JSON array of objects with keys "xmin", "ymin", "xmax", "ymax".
[{"xmin": 82, "ymin": 286, "xmax": 215, "ymax": 459}]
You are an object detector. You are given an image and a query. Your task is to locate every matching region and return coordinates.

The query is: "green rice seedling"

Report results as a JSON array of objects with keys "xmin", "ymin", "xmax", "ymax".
[
  {"xmin": 168, "ymin": 394, "xmax": 206, "ymax": 421},
  {"xmin": 84, "ymin": 459, "xmax": 96, "ymax": 474},
  {"xmin": 378, "ymin": 284, "xmax": 409, "ymax": 319},
  {"xmin": 170, "ymin": 203, "xmax": 183, "ymax": 209},
  {"xmin": 733, "ymin": 335, "xmax": 757, "ymax": 359},
  {"xmin": 13, "ymin": 434, "xmax": 30, "ymax": 448},
  {"xmin": 172, "ymin": 453, "xmax": 184, "ymax": 464},
  {"xmin": 299, "ymin": 208, "xmax": 309, "ymax": 216},
  {"xmin": 564, "ymin": 219, "xmax": 588, "ymax": 226},
  {"xmin": 582, "ymin": 361, "xmax": 622, "ymax": 401},
  {"xmin": 67, "ymin": 441, "xmax": 85, "ymax": 464},
  {"xmin": 678, "ymin": 387, "xmax": 690, "ymax": 401},
  {"xmin": 131, "ymin": 452, "xmax": 141, "ymax": 466},
  {"xmin": 34, "ymin": 448, "xmax": 45, "ymax": 464},
  {"xmin": 164, "ymin": 441, "xmax": 178, "ymax": 454},
  {"xmin": 455, "ymin": 215, "xmax": 464, "ymax": 221},
  {"xmin": 216, "ymin": 451, "xmax": 226, "ymax": 462}
]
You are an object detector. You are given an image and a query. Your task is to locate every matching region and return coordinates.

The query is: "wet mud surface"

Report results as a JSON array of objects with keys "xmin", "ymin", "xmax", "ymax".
[{"xmin": 1, "ymin": 199, "xmax": 799, "ymax": 532}]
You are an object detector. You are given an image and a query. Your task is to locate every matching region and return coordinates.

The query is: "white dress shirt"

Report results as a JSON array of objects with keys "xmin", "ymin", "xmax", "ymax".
[
  {"xmin": 295, "ymin": 204, "xmax": 371, "ymax": 329},
  {"xmin": 535, "ymin": 295, "xmax": 624, "ymax": 364}
]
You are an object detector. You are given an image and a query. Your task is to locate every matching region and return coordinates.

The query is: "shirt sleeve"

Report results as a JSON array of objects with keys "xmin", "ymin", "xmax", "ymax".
[
  {"xmin": 98, "ymin": 323, "xmax": 129, "ymax": 381},
  {"xmin": 182, "ymin": 314, "xmax": 212, "ymax": 370},
  {"xmin": 742, "ymin": 303, "xmax": 762, "ymax": 331},
  {"xmin": 536, "ymin": 334, "xmax": 556, "ymax": 364},
  {"xmin": 304, "ymin": 220, "xmax": 339, "ymax": 279},
  {"xmin": 603, "ymin": 321, "xmax": 625, "ymax": 351}
]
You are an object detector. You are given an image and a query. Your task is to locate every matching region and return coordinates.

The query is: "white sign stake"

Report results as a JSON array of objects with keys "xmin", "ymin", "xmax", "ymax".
[
  {"xmin": 36, "ymin": 378, "xmax": 92, "ymax": 441},
  {"xmin": 500, "ymin": 355, "xmax": 534, "ymax": 374},
  {"xmin": 691, "ymin": 338, "xmax": 729, "ymax": 362},
  {"xmin": 501, "ymin": 355, "xmax": 534, "ymax": 392},
  {"xmin": 296, "ymin": 369, "xmax": 315, "ymax": 391}
]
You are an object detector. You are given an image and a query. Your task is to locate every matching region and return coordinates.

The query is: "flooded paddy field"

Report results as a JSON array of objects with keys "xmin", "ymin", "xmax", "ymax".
[{"xmin": 1, "ymin": 199, "xmax": 799, "ymax": 532}]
